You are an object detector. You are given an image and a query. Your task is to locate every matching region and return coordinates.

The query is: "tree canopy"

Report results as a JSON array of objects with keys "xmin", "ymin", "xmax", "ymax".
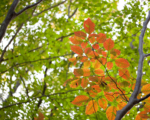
[{"xmin": 0, "ymin": 0, "xmax": 150, "ymax": 120}]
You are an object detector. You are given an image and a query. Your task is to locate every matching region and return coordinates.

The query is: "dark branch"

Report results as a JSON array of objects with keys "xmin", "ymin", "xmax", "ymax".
[
  {"xmin": 16, "ymin": 0, "xmax": 43, "ymax": 16},
  {"xmin": 138, "ymin": 93, "xmax": 150, "ymax": 102},
  {"xmin": 0, "ymin": 0, "xmax": 19, "ymax": 42},
  {"xmin": 144, "ymin": 53, "xmax": 150, "ymax": 57}
]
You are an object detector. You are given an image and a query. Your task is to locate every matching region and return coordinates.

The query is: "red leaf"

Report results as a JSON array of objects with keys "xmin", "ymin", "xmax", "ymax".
[
  {"xmin": 119, "ymin": 69, "xmax": 130, "ymax": 80},
  {"xmin": 89, "ymin": 76, "xmax": 99, "ymax": 82},
  {"xmin": 98, "ymin": 98, "xmax": 108, "ymax": 110},
  {"xmin": 97, "ymin": 33, "xmax": 106, "ymax": 43},
  {"xmin": 103, "ymin": 38, "xmax": 114, "ymax": 51},
  {"xmin": 74, "ymin": 31, "xmax": 86, "ymax": 39},
  {"xmin": 115, "ymin": 58, "xmax": 130, "ymax": 68},
  {"xmin": 89, "ymin": 33, "xmax": 99, "ymax": 38},
  {"xmin": 85, "ymin": 100, "xmax": 98, "ymax": 115},
  {"xmin": 84, "ymin": 47, "xmax": 92, "ymax": 54},
  {"xmin": 106, "ymin": 106, "xmax": 117, "ymax": 120},
  {"xmin": 81, "ymin": 78, "xmax": 89, "ymax": 88},
  {"xmin": 79, "ymin": 56, "xmax": 88, "ymax": 62},
  {"xmin": 92, "ymin": 85, "xmax": 101, "ymax": 92},
  {"xmin": 107, "ymin": 62, "xmax": 113, "ymax": 70},
  {"xmin": 81, "ymin": 42, "xmax": 88, "ymax": 49},
  {"xmin": 84, "ymin": 18, "xmax": 95, "ymax": 34},
  {"xmin": 71, "ymin": 45, "xmax": 83, "ymax": 55},
  {"xmin": 71, "ymin": 95, "xmax": 89, "ymax": 106},
  {"xmin": 69, "ymin": 36, "xmax": 83, "ymax": 44},
  {"xmin": 92, "ymin": 44, "xmax": 99, "ymax": 50}
]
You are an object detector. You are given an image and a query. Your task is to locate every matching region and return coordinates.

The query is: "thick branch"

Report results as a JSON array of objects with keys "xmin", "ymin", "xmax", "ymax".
[
  {"xmin": 144, "ymin": 53, "xmax": 150, "ymax": 57},
  {"xmin": 0, "ymin": 0, "xmax": 19, "ymax": 42},
  {"xmin": 115, "ymin": 10, "xmax": 150, "ymax": 120}
]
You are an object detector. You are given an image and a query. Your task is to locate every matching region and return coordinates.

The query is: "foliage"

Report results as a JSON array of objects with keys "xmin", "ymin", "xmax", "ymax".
[{"xmin": 0, "ymin": 0, "xmax": 150, "ymax": 120}]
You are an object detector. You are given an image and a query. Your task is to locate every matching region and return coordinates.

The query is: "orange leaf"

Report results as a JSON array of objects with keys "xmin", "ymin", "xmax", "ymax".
[
  {"xmin": 92, "ymin": 44, "xmax": 99, "ymax": 50},
  {"xmin": 74, "ymin": 69, "xmax": 83, "ymax": 76},
  {"xmin": 71, "ymin": 95, "xmax": 89, "ymax": 106},
  {"xmin": 97, "ymin": 33, "xmax": 106, "ymax": 43},
  {"xmin": 106, "ymin": 106, "xmax": 117, "ymax": 120},
  {"xmin": 81, "ymin": 78, "xmax": 89, "ymax": 88},
  {"xmin": 107, "ymin": 62, "xmax": 113, "ymax": 70},
  {"xmin": 104, "ymin": 92, "xmax": 115, "ymax": 102},
  {"xmin": 92, "ymin": 85, "xmax": 101, "ymax": 92},
  {"xmin": 103, "ymin": 38, "xmax": 114, "ymax": 51},
  {"xmin": 83, "ymin": 68, "xmax": 91, "ymax": 76},
  {"xmin": 115, "ymin": 58, "xmax": 130, "ymax": 68},
  {"xmin": 138, "ymin": 111, "xmax": 150, "ymax": 119},
  {"xmin": 117, "ymin": 102, "xmax": 127, "ymax": 110},
  {"xmin": 98, "ymin": 98, "xmax": 108, "ymax": 110},
  {"xmin": 89, "ymin": 33, "xmax": 99, "ymax": 38},
  {"xmin": 71, "ymin": 45, "xmax": 83, "ymax": 55},
  {"xmin": 141, "ymin": 84, "xmax": 150, "ymax": 95},
  {"xmin": 83, "ymin": 60, "xmax": 91, "ymax": 68},
  {"xmin": 85, "ymin": 100, "xmax": 98, "ymax": 115},
  {"xmin": 89, "ymin": 36, "xmax": 95, "ymax": 43},
  {"xmin": 84, "ymin": 18, "xmax": 95, "ymax": 34},
  {"xmin": 81, "ymin": 42, "xmax": 88, "ymax": 49},
  {"xmin": 119, "ymin": 69, "xmax": 130, "ymax": 80},
  {"xmin": 94, "ymin": 69, "xmax": 104, "ymax": 76},
  {"xmin": 70, "ymin": 79, "xmax": 81, "ymax": 88},
  {"xmin": 135, "ymin": 114, "xmax": 144, "ymax": 120},
  {"xmin": 69, "ymin": 36, "xmax": 83, "ymax": 44},
  {"xmin": 98, "ymin": 57, "xmax": 107, "ymax": 65},
  {"xmin": 74, "ymin": 31, "xmax": 86, "ymax": 39},
  {"xmin": 92, "ymin": 60, "xmax": 101, "ymax": 69},
  {"xmin": 111, "ymin": 49, "xmax": 121, "ymax": 56}
]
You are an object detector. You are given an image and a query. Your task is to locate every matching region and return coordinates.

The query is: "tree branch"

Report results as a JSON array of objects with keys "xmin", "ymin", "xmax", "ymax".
[
  {"xmin": 0, "ymin": 0, "xmax": 19, "ymax": 43},
  {"xmin": 144, "ymin": 53, "xmax": 150, "ymax": 57},
  {"xmin": 33, "ymin": 0, "xmax": 67, "ymax": 16},
  {"xmin": 0, "ymin": 23, "xmax": 24, "ymax": 63},
  {"xmin": 16, "ymin": 0, "xmax": 43, "ymax": 16},
  {"xmin": 138, "ymin": 93, "xmax": 150, "ymax": 102},
  {"xmin": 115, "ymin": 10, "xmax": 150, "ymax": 120}
]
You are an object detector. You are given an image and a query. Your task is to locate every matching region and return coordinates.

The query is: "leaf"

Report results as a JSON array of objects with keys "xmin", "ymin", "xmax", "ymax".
[
  {"xmin": 92, "ymin": 44, "xmax": 99, "ymax": 49},
  {"xmin": 85, "ymin": 100, "xmax": 98, "ymax": 115},
  {"xmin": 141, "ymin": 84, "xmax": 150, "ymax": 95},
  {"xmin": 115, "ymin": 58, "xmax": 130, "ymax": 68},
  {"xmin": 97, "ymin": 33, "xmax": 106, "ymax": 43},
  {"xmin": 71, "ymin": 95, "xmax": 89, "ymax": 106},
  {"xmin": 117, "ymin": 102, "xmax": 127, "ymax": 110},
  {"xmin": 83, "ymin": 60, "xmax": 91, "ymax": 68},
  {"xmin": 69, "ymin": 36, "xmax": 83, "ymax": 44},
  {"xmin": 104, "ymin": 92, "xmax": 115, "ymax": 102},
  {"xmin": 71, "ymin": 45, "xmax": 83, "ymax": 55},
  {"xmin": 79, "ymin": 56, "xmax": 88, "ymax": 62},
  {"xmin": 81, "ymin": 78, "xmax": 89, "ymax": 88},
  {"xmin": 84, "ymin": 47, "xmax": 92, "ymax": 54},
  {"xmin": 84, "ymin": 18, "xmax": 95, "ymax": 34},
  {"xmin": 94, "ymin": 69, "xmax": 104, "ymax": 76},
  {"xmin": 98, "ymin": 98, "xmax": 108, "ymax": 110},
  {"xmin": 74, "ymin": 69, "xmax": 83, "ymax": 76},
  {"xmin": 118, "ymin": 69, "xmax": 130, "ymax": 80},
  {"xmin": 34, "ymin": 112, "xmax": 44, "ymax": 120},
  {"xmin": 81, "ymin": 42, "xmax": 88, "ymax": 49},
  {"xmin": 103, "ymin": 38, "xmax": 114, "ymax": 51},
  {"xmin": 70, "ymin": 79, "xmax": 81, "ymax": 88},
  {"xmin": 107, "ymin": 62, "xmax": 113, "ymax": 70},
  {"xmin": 92, "ymin": 85, "xmax": 101, "ymax": 92},
  {"xmin": 91, "ymin": 60, "xmax": 101, "ymax": 69},
  {"xmin": 74, "ymin": 31, "xmax": 86, "ymax": 39},
  {"xmin": 106, "ymin": 106, "xmax": 117, "ymax": 120},
  {"xmin": 83, "ymin": 68, "xmax": 91, "ymax": 76}
]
